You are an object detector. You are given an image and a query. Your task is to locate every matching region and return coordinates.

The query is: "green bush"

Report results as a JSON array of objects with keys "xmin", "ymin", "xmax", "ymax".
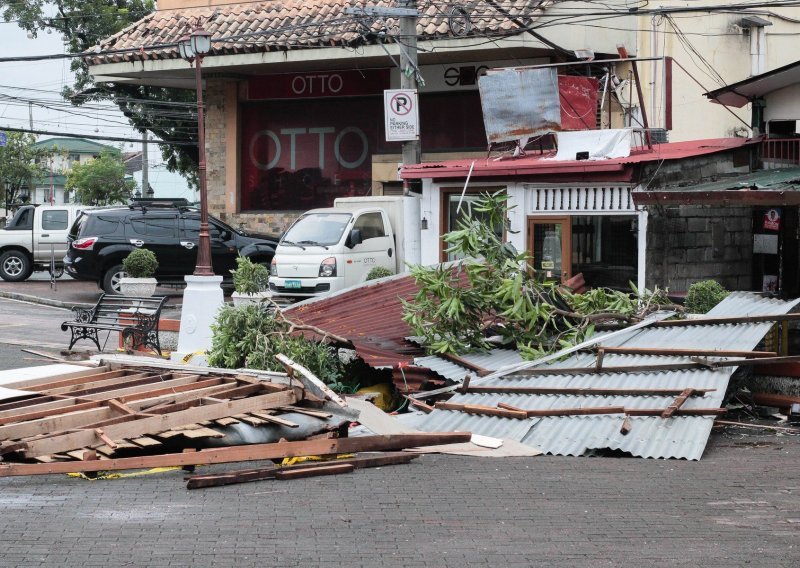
[
  {"xmin": 366, "ymin": 266, "xmax": 394, "ymax": 281},
  {"xmin": 207, "ymin": 303, "xmax": 342, "ymax": 385},
  {"xmin": 231, "ymin": 255, "xmax": 269, "ymax": 294},
  {"xmin": 122, "ymin": 248, "xmax": 158, "ymax": 278},
  {"xmin": 685, "ymin": 280, "xmax": 729, "ymax": 314}
]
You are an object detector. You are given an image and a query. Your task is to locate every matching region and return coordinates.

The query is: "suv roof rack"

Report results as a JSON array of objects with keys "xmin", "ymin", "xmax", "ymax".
[{"xmin": 129, "ymin": 197, "xmax": 191, "ymax": 209}]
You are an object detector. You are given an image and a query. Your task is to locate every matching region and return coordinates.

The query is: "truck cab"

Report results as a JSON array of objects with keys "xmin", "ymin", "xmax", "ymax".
[
  {"xmin": 269, "ymin": 207, "xmax": 397, "ymax": 298},
  {"xmin": 0, "ymin": 204, "xmax": 90, "ymax": 282}
]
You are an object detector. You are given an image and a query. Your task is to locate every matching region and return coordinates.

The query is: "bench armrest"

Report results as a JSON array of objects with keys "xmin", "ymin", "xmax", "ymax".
[{"xmin": 71, "ymin": 306, "xmax": 95, "ymax": 323}]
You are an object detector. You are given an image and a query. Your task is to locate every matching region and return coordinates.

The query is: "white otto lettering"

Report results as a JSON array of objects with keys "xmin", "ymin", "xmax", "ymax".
[
  {"xmin": 290, "ymin": 74, "xmax": 344, "ymax": 95},
  {"xmin": 250, "ymin": 127, "xmax": 369, "ymax": 171}
]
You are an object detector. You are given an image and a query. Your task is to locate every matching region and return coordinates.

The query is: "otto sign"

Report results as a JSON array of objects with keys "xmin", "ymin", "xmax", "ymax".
[{"xmin": 384, "ymin": 89, "xmax": 419, "ymax": 142}]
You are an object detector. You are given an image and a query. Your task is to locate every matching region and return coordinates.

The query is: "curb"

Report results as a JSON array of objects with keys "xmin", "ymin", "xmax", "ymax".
[
  {"xmin": 0, "ymin": 290, "xmax": 93, "ymax": 310},
  {"xmin": 0, "ymin": 290, "xmax": 185, "ymax": 312}
]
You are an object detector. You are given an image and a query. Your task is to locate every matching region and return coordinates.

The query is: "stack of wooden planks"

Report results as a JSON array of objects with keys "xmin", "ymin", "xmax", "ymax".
[
  {"xmin": 0, "ymin": 361, "xmax": 472, "ymax": 484},
  {"xmin": 0, "ymin": 363, "xmax": 310, "ymax": 463}
]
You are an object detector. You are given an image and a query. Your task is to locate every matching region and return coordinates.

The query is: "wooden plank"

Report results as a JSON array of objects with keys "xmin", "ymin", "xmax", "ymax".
[
  {"xmin": 22, "ymin": 370, "xmax": 131, "ymax": 393},
  {"xmin": 498, "ymin": 402, "xmax": 626, "ymax": 417},
  {"xmin": 620, "ymin": 416, "xmax": 633, "ymax": 435},
  {"xmin": 19, "ymin": 390, "xmax": 298, "ymax": 458},
  {"xmin": 0, "ymin": 365, "xmax": 110, "ymax": 390},
  {"xmin": 129, "ymin": 436, "xmax": 161, "ymax": 447},
  {"xmin": 107, "ymin": 399, "xmax": 137, "ymax": 415},
  {"xmin": 438, "ymin": 352, "xmax": 490, "ymax": 376},
  {"xmin": 274, "ymin": 463, "xmax": 354, "ymax": 480},
  {"xmin": 625, "ymin": 408, "xmax": 725, "ymax": 416},
  {"xmin": 234, "ymin": 414, "xmax": 265, "ymax": 426},
  {"xmin": 0, "ymin": 400, "xmax": 103, "ymax": 427},
  {"xmin": 436, "ymin": 401, "xmax": 528, "ymax": 419},
  {"xmin": 275, "ymin": 354, "xmax": 346, "ymax": 408},
  {"xmin": 214, "ymin": 417, "xmax": 239, "ymax": 426},
  {"xmin": 0, "ymin": 432, "xmax": 472, "ymax": 477},
  {"xmin": 249, "ymin": 412, "xmax": 299, "ymax": 428},
  {"xmin": 465, "ymin": 387, "xmax": 714, "ymax": 396},
  {"xmin": 661, "ymin": 388, "xmax": 694, "ymax": 418},
  {"xmin": 599, "ymin": 347, "xmax": 777, "ymax": 358},
  {"xmin": 0, "ymin": 406, "xmax": 112, "ymax": 440},
  {"xmin": 181, "ymin": 427, "xmax": 225, "ymax": 439},
  {"xmin": 40, "ymin": 372, "xmax": 157, "ymax": 396},
  {"xmin": 185, "ymin": 453, "xmax": 418, "ymax": 489},
  {"xmin": 76, "ymin": 375, "xmax": 205, "ymax": 401},
  {"xmin": 652, "ymin": 314, "xmax": 800, "ymax": 327},
  {"xmin": 0, "ymin": 395, "xmax": 68, "ymax": 415},
  {"xmin": 278, "ymin": 406, "xmax": 333, "ymax": 419}
]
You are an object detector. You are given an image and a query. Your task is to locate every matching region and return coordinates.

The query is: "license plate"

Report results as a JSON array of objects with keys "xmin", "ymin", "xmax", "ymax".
[{"xmin": 285, "ymin": 279, "xmax": 302, "ymax": 289}]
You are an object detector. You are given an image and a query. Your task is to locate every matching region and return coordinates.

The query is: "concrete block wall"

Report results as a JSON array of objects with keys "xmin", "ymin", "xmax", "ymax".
[{"xmin": 645, "ymin": 204, "xmax": 752, "ymax": 292}]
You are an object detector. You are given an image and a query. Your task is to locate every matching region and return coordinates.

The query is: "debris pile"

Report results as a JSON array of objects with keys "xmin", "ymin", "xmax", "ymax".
[{"xmin": 0, "ymin": 359, "xmax": 469, "ymax": 486}]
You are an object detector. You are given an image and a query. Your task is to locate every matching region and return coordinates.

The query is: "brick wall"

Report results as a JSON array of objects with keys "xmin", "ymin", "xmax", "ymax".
[{"xmin": 645, "ymin": 204, "xmax": 753, "ymax": 292}]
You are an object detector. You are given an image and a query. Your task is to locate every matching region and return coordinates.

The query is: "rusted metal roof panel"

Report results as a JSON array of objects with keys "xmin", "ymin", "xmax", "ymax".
[{"xmin": 479, "ymin": 68, "xmax": 561, "ymax": 144}]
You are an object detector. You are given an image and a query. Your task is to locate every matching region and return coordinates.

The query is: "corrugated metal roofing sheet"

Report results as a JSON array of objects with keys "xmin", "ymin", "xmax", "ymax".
[{"xmin": 409, "ymin": 292, "xmax": 800, "ymax": 460}]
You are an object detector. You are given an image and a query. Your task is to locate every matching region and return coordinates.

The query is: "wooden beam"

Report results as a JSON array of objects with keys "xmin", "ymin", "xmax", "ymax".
[
  {"xmin": 599, "ymin": 347, "xmax": 777, "ymax": 358},
  {"xmin": 464, "ymin": 386, "xmax": 714, "ymax": 396},
  {"xmin": 0, "ymin": 400, "xmax": 103, "ymax": 426},
  {"xmin": 436, "ymin": 401, "xmax": 528, "ymax": 419},
  {"xmin": 275, "ymin": 354, "xmax": 346, "ymax": 408},
  {"xmin": 652, "ymin": 314, "xmax": 800, "ymax": 327},
  {"xmin": 661, "ymin": 388, "xmax": 694, "ymax": 418},
  {"xmin": 595, "ymin": 348, "xmax": 605, "ymax": 372},
  {"xmin": 75, "ymin": 375, "xmax": 205, "ymax": 401},
  {"xmin": 185, "ymin": 452, "xmax": 418, "ymax": 489},
  {"xmin": 19, "ymin": 390, "xmax": 298, "ymax": 458},
  {"xmin": 0, "ymin": 366, "xmax": 110, "ymax": 390},
  {"xmin": 0, "ymin": 405, "xmax": 113, "ymax": 440},
  {"xmin": 21, "ymin": 369, "xmax": 130, "ymax": 393},
  {"xmin": 0, "ymin": 432, "xmax": 471, "ymax": 477},
  {"xmin": 39, "ymin": 372, "xmax": 158, "ymax": 396},
  {"xmin": 625, "ymin": 408, "xmax": 725, "ymax": 416},
  {"xmin": 273, "ymin": 463, "xmax": 354, "ymax": 480},
  {"xmin": 438, "ymin": 352, "xmax": 490, "ymax": 376}
]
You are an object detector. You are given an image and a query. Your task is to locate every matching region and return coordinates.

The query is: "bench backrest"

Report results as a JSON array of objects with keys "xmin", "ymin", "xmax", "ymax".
[{"xmin": 89, "ymin": 294, "xmax": 168, "ymax": 326}]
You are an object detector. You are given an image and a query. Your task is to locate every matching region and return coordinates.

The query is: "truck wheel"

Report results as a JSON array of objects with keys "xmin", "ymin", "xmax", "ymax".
[
  {"xmin": 0, "ymin": 250, "xmax": 33, "ymax": 282},
  {"xmin": 101, "ymin": 264, "xmax": 126, "ymax": 295}
]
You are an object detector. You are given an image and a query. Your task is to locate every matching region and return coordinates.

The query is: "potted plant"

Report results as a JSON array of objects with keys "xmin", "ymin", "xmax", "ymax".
[
  {"xmin": 231, "ymin": 255, "xmax": 270, "ymax": 306},
  {"xmin": 119, "ymin": 248, "xmax": 159, "ymax": 296}
]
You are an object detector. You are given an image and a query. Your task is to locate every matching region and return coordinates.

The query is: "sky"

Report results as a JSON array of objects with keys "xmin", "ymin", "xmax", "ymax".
[
  {"xmin": 0, "ymin": 20, "xmax": 193, "ymax": 198},
  {"xmin": 0, "ymin": 20, "xmax": 149, "ymax": 151}
]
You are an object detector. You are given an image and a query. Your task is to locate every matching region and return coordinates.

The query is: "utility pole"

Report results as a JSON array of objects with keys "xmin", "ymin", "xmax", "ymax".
[
  {"xmin": 142, "ymin": 132, "xmax": 152, "ymax": 197},
  {"xmin": 399, "ymin": 0, "xmax": 421, "ymax": 167}
]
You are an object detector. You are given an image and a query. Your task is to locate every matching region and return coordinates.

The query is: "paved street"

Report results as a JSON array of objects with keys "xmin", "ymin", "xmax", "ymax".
[
  {"xmin": 0, "ymin": 286, "xmax": 798, "ymax": 567},
  {"xmin": 0, "ymin": 432, "xmax": 797, "ymax": 567}
]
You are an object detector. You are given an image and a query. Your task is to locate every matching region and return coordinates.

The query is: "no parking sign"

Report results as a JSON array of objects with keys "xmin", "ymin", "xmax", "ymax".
[{"xmin": 384, "ymin": 89, "xmax": 419, "ymax": 141}]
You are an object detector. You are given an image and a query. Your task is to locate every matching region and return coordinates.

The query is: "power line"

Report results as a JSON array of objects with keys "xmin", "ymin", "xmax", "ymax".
[{"xmin": 0, "ymin": 125, "xmax": 193, "ymax": 146}]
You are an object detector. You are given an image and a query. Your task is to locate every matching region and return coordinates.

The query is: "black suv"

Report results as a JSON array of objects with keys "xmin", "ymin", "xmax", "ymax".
[{"xmin": 64, "ymin": 201, "xmax": 279, "ymax": 294}]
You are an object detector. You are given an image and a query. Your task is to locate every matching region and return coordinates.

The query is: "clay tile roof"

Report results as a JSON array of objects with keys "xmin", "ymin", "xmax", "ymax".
[{"xmin": 87, "ymin": 1, "xmax": 553, "ymax": 65}]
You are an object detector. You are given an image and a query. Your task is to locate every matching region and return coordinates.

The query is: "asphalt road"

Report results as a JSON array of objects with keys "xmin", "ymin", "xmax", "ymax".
[{"xmin": 0, "ymin": 297, "xmax": 77, "ymax": 352}]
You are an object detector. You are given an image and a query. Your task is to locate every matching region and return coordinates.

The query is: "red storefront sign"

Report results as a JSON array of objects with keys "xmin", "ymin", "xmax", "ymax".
[{"xmin": 248, "ymin": 69, "xmax": 390, "ymax": 100}]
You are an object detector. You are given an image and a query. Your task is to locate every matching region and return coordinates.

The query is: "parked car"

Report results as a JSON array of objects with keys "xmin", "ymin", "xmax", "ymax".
[
  {"xmin": 0, "ymin": 204, "xmax": 93, "ymax": 282},
  {"xmin": 64, "ymin": 201, "xmax": 280, "ymax": 294}
]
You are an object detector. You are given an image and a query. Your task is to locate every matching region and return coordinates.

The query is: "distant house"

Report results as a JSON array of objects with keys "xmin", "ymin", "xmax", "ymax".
[{"xmin": 28, "ymin": 138, "xmax": 119, "ymax": 205}]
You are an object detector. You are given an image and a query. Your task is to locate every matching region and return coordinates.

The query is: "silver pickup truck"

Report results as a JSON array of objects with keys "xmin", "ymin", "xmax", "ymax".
[{"xmin": 0, "ymin": 204, "xmax": 91, "ymax": 281}]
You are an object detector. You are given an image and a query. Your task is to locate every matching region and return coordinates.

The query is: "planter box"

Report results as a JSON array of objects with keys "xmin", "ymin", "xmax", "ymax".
[
  {"xmin": 118, "ymin": 317, "xmax": 180, "ymax": 355},
  {"xmin": 120, "ymin": 277, "xmax": 158, "ymax": 297},
  {"xmin": 232, "ymin": 291, "xmax": 272, "ymax": 307}
]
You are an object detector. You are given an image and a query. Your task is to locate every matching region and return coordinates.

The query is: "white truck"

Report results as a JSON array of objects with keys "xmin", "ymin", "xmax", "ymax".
[
  {"xmin": 0, "ymin": 204, "xmax": 91, "ymax": 281},
  {"xmin": 269, "ymin": 196, "xmax": 421, "ymax": 298}
]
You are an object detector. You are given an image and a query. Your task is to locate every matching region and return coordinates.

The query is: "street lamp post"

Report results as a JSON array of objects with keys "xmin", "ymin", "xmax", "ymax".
[
  {"xmin": 172, "ymin": 24, "xmax": 224, "ymax": 364},
  {"xmin": 179, "ymin": 27, "xmax": 213, "ymax": 276}
]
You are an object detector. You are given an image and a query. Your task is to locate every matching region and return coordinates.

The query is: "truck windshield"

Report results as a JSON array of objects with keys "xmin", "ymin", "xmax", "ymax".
[{"xmin": 282, "ymin": 212, "xmax": 351, "ymax": 246}]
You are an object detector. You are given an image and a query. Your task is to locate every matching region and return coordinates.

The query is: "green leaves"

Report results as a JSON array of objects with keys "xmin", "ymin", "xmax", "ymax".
[
  {"xmin": 402, "ymin": 192, "xmax": 677, "ymax": 360},
  {"xmin": 66, "ymin": 150, "xmax": 135, "ymax": 206}
]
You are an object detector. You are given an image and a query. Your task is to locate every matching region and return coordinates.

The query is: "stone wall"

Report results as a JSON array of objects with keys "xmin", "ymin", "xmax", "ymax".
[{"xmin": 645, "ymin": 204, "xmax": 752, "ymax": 292}]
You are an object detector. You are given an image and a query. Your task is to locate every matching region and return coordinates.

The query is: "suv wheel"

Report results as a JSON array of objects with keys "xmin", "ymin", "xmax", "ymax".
[
  {"xmin": 0, "ymin": 250, "xmax": 33, "ymax": 282},
  {"xmin": 102, "ymin": 264, "xmax": 127, "ymax": 295}
]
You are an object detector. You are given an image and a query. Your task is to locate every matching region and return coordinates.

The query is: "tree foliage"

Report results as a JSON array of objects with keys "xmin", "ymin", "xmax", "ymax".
[
  {"xmin": 0, "ymin": 131, "xmax": 53, "ymax": 207},
  {"xmin": 402, "ymin": 192, "xmax": 674, "ymax": 359},
  {"xmin": 65, "ymin": 149, "xmax": 135, "ymax": 205},
  {"xmin": 0, "ymin": 1, "xmax": 199, "ymax": 186}
]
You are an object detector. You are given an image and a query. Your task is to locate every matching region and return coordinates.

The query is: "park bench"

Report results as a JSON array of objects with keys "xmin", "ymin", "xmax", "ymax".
[{"xmin": 61, "ymin": 293, "xmax": 168, "ymax": 355}]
